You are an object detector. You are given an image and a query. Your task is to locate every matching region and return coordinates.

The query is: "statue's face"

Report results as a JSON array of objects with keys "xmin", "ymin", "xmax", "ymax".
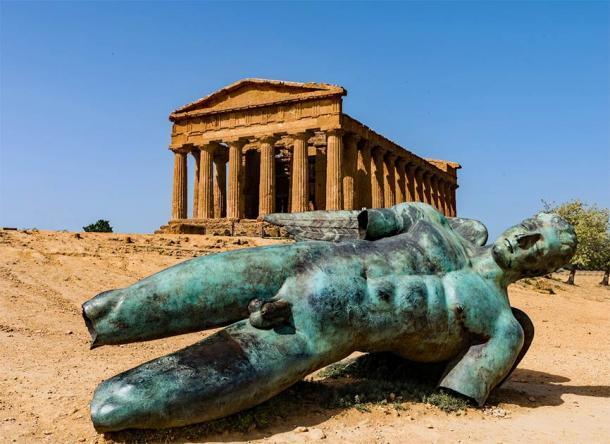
[{"xmin": 492, "ymin": 213, "xmax": 576, "ymax": 277}]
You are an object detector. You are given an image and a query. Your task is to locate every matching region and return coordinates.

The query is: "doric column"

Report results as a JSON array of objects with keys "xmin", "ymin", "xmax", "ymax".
[
  {"xmin": 227, "ymin": 139, "xmax": 245, "ymax": 219},
  {"xmin": 437, "ymin": 179, "xmax": 447, "ymax": 216},
  {"xmin": 449, "ymin": 183, "xmax": 458, "ymax": 217},
  {"xmin": 414, "ymin": 167, "xmax": 425, "ymax": 203},
  {"xmin": 405, "ymin": 163, "xmax": 416, "ymax": 201},
  {"xmin": 371, "ymin": 147, "xmax": 385, "ymax": 208},
  {"xmin": 213, "ymin": 149, "xmax": 227, "ymax": 218},
  {"xmin": 325, "ymin": 129, "xmax": 343, "ymax": 210},
  {"xmin": 342, "ymin": 133, "xmax": 359, "ymax": 210},
  {"xmin": 191, "ymin": 150, "xmax": 200, "ymax": 218},
  {"xmin": 444, "ymin": 182, "xmax": 452, "ymax": 216},
  {"xmin": 356, "ymin": 140, "xmax": 372, "ymax": 209},
  {"xmin": 394, "ymin": 158, "xmax": 407, "ymax": 203},
  {"xmin": 383, "ymin": 153, "xmax": 396, "ymax": 207},
  {"xmin": 258, "ymin": 135, "xmax": 277, "ymax": 217},
  {"xmin": 239, "ymin": 151, "xmax": 247, "ymax": 218},
  {"xmin": 429, "ymin": 175, "xmax": 439, "ymax": 210},
  {"xmin": 422, "ymin": 171, "xmax": 433, "ymax": 205},
  {"xmin": 290, "ymin": 132, "xmax": 309, "ymax": 213},
  {"xmin": 314, "ymin": 145, "xmax": 326, "ymax": 210},
  {"xmin": 197, "ymin": 143, "xmax": 215, "ymax": 219},
  {"xmin": 435, "ymin": 177, "xmax": 443, "ymax": 211},
  {"xmin": 171, "ymin": 149, "xmax": 188, "ymax": 220}
]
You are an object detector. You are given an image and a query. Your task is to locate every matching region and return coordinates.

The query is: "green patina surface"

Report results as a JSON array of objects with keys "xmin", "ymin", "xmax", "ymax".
[{"xmin": 83, "ymin": 202, "xmax": 576, "ymax": 432}]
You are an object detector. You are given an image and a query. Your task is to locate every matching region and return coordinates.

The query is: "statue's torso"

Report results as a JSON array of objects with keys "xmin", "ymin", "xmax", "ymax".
[{"xmin": 284, "ymin": 221, "xmax": 511, "ymax": 362}]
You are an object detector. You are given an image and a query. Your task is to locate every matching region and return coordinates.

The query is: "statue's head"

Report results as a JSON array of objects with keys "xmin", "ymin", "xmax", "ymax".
[{"xmin": 492, "ymin": 213, "xmax": 577, "ymax": 278}]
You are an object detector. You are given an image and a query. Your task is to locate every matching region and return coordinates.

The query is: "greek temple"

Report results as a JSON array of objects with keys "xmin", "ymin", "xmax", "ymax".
[{"xmin": 157, "ymin": 79, "xmax": 460, "ymax": 235}]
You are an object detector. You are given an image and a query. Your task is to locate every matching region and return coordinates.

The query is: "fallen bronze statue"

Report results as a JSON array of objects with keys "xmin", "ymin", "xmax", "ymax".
[{"xmin": 82, "ymin": 202, "xmax": 576, "ymax": 432}]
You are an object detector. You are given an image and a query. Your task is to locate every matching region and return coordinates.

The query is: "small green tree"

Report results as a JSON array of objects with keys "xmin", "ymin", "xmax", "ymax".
[
  {"xmin": 542, "ymin": 200, "xmax": 610, "ymax": 285},
  {"xmin": 83, "ymin": 219, "xmax": 113, "ymax": 233}
]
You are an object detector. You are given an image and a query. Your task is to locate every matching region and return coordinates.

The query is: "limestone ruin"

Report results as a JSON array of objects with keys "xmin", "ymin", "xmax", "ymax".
[{"xmin": 157, "ymin": 79, "xmax": 460, "ymax": 235}]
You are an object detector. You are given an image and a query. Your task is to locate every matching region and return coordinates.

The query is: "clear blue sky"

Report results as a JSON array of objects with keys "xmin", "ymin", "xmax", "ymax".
[{"xmin": 1, "ymin": 1, "xmax": 608, "ymax": 240}]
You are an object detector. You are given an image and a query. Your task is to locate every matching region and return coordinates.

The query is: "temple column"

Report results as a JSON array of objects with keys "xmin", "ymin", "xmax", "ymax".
[
  {"xmin": 314, "ymin": 144, "xmax": 326, "ymax": 210},
  {"xmin": 449, "ymin": 183, "xmax": 458, "ymax": 217},
  {"xmin": 405, "ymin": 163, "xmax": 416, "ymax": 201},
  {"xmin": 171, "ymin": 149, "xmax": 188, "ymax": 220},
  {"xmin": 325, "ymin": 129, "xmax": 343, "ymax": 210},
  {"xmin": 371, "ymin": 147, "xmax": 385, "ymax": 208},
  {"xmin": 240, "ymin": 151, "xmax": 247, "ymax": 218},
  {"xmin": 257, "ymin": 136, "xmax": 276, "ymax": 217},
  {"xmin": 191, "ymin": 150, "xmax": 200, "ymax": 218},
  {"xmin": 422, "ymin": 171, "xmax": 433, "ymax": 205},
  {"xmin": 197, "ymin": 143, "xmax": 214, "ymax": 219},
  {"xmin": 383, "ymin": 153, "xmax": 396, "ymax": 208},
  {"xmin": 444, "ymin": 183, "xmax": 451, "ymax": 216},
  {"xmin": 429, "ymin": 175, "xmax": 439, "ymax": 210},
  {"xmin": 342, "ymin": 134, "xmax": 359, "ymax": 210},
  {"xmin": 442, "ymin": 181, "xmax": 451, "ymax": 216},
  {"xmin": 414, "ymin": 167, "xmax": 425, "ymax": 203},
  {"xmin": 394, "ymin": 158, "xmax": 407, "ymax": 203},
  {"xmin": 290, "ymin": 132, "xmax": 309, "ymax": 213},
  {"xmin": 227, "ymin": 140, "xmax": 245, "ymax": 219},
  {"xmin": 213, "ymin": 149, "xmax": 226, "ymax": 218},
  {"xmin": 356, "ymin": 140, "xmax": 372, "ymax": 209},
  {"xmin": 437, "ymin": 179, "xmax": 446, "ymax": 215},
  {"xmin": 435, "ymin": 177, "xmax": 443, "ymax": 211}
]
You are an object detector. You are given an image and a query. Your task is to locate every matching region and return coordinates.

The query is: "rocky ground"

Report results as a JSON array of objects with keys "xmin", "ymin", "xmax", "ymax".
[{"xmin": 0, "ymin": 229, "xmax": 608, "ymax": 443}]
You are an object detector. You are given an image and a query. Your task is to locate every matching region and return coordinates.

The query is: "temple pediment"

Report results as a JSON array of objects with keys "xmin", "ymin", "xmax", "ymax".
[{"xmin": 171, "ymin": 78, "xmax": 346, "ymax": 119}]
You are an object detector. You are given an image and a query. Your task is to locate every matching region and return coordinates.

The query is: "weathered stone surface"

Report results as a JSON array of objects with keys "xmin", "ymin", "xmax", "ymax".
[
  {"xmin": 157, "ymin": 219, "xmax": 287, "ymax": 238},
  {"xmin": 231, "ymin": 220, "xmax": 262, "ymax": 237}
]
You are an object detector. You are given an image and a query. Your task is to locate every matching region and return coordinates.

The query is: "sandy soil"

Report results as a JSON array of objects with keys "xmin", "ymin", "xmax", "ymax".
[{"xmin": 1, "ymin": 229, "xmax": 608, "ymax": 443}]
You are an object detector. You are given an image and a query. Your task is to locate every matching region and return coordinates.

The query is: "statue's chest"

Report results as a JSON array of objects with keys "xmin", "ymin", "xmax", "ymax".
[
  {"xmin": 441, "ymin": 271, "xmax": 509, "ymax": 337},
  {"xmin": 367, "ymin": 226, "xmax": 469, "ymax": 277}
]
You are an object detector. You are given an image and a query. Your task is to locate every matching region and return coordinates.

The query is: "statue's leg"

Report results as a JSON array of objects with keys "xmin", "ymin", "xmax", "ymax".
[
  {"xmin": 83, "ymin": 242, "xmax": 326, "ymax": 347},
  {"xmin": 89, "ymin": 320, "xmax": 339, "ymax": 432}
]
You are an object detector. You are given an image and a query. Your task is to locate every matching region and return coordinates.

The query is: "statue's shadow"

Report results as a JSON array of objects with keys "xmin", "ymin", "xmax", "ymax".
[
  {"xmin": 105, "ymin": 353, "xmax": 610, "ymax": 443},
  {"xmin": 490, "ymin": 368, "xmax": 610, "ymax": 408}
]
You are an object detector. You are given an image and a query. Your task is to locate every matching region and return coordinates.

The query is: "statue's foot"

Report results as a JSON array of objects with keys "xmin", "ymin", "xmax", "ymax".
[{"xmin": 90, "ymin": 321, "xmax": 322, "ymax": 432}]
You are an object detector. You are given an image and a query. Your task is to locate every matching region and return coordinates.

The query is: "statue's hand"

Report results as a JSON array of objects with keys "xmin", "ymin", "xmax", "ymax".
[{"xmin": 248, "ymin": 298, "xmax": 292, "ymax": 329}]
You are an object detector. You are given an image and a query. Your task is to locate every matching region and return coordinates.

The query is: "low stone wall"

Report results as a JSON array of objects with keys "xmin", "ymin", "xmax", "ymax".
[{"xmin": 156, "ymin": 219, "xmax": 287, "ymax": 238}]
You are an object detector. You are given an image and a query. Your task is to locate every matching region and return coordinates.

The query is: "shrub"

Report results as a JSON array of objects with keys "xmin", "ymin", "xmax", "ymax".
[{"xmin": 83, "ymin": 219, "xmax": 113, "ymax": 233}]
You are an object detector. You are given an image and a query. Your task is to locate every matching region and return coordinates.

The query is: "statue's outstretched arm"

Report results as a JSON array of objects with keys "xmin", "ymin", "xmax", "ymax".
[
  {"xmin": 497, "ymin": 307, "xmax": 535, "ymax": 387},
  {"xmin": 438, "ymin": 314, "xmax": 524, "ymax": 405},
  {"xmin": 264, "ymin": 209, "xmax": 361, "ymax": 241},
  {"xmin": 265, "ymin": 202, "xmax": 453, "ymax": 242},
  {"xmin": 365, "ymin": 204, "xmax": 489, "ymax": 245},
  {"xmin": 446, "ymin": 218, "xmax": 489, "ymax": 246}
]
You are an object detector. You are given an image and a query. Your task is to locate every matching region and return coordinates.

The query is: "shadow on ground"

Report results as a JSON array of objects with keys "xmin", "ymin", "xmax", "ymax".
[
  {"xmin": 491, "ymin": 368, "xmax": 610, "ymax": 408},
  {"xmin": 104, "ymin": 353, "xmax": 610, "ymax": 443},
  {"xmin": 104, "ymin": 353, "xmax": 456, "ymax": 443}
]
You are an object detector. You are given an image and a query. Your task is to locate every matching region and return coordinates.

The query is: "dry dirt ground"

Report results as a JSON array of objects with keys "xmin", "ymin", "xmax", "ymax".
[{"xmin": 1, "ymin": 229, "xmax": 609, "ymax": 444}]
